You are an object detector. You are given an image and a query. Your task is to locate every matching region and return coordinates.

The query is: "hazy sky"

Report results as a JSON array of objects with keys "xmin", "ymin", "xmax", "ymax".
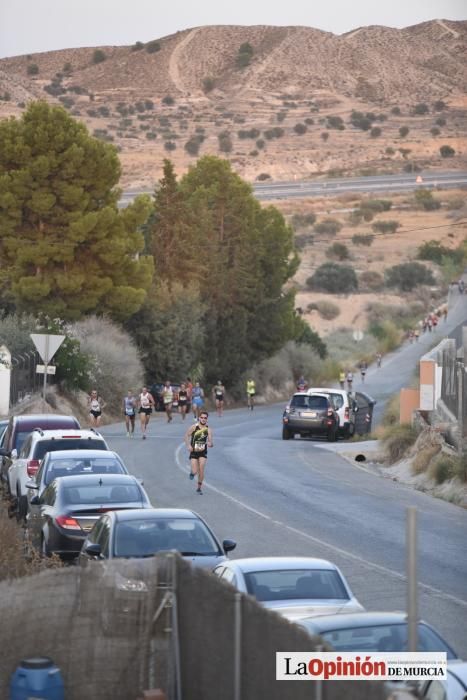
[{"xmin": 1, "ymin": 0, "xmax": 465, "ymax": 58}]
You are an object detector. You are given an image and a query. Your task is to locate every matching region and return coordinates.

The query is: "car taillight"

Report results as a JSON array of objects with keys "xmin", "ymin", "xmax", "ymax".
[
  {"xmin": 26, "ymin": 459, "xmax": 40, "ymax": 476},
  {"xmin": 55, "ymin": 515, "xmax": 82, "ymax": 530},
  {"xmin": 344, "ymin": 407, "xmax": 350, "ymax": 419}
]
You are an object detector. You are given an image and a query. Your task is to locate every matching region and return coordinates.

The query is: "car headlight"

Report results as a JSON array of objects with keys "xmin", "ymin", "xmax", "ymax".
[{"xmin": 115, "ymin": 572, "xmax": 148, "ymax": 593}]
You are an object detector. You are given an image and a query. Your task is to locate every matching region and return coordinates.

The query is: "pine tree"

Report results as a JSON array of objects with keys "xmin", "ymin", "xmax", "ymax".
[{"xmin": 0, "ymin": 101, "xmax": 153, "ymax": 320}]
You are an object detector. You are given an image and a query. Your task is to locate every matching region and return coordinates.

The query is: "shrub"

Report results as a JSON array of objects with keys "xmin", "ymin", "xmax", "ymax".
[
  {"xmin": 146, "ymin": 131, "xmax": 157, "ymax": 140},
  {"xmin": 413, "ymin": 103, "xmax": 429, "ymax": 115},
  {"xmin": 435, "ymin": 117, "xmax": 446, "ymax": 127},
  {"xmin": 256, "ymin": 138, "xmax": 265, "ymax": 150},
  {"xmin": 326, "ymin": 242, "xmax": 349, "ymax": 260},
  {"xmin": 321, "ymin": 132, "xmax": 329, "ymax": 141},
  {"xmin": 361, "ymin": 199, "xmax": 392, "ymax": 214},
  {"xmin": 382, "ymin": 424, "xmax": 418, "ymax": 462},
  {"xmin": 263, "ymin": 127, "xmax": 284, "ymax": 140},
  {"xmin": 237, "ymin": 128, "xmax": 260, "ymax": 139},
  {"xmin": 294, "ymin": 123, "xmax": 307, "ymax": 135},
  {"xmin": 250, "ymin": 340, "xmax": 325, "ymax": 395},
  {"xmin": 428, "ymin": 454, "xmax": 457, "ymax": 484},
  {"xmin": 372, "ymin": 220, "xmax": 400, "ymax": 234},
  {"xmin": 391, "ymin": 106, "xmax": 401, "ymax": 115},
  {"xmin": 43, "ymin": 82, "xmax": 66, "ymax": 96},
  {"xmin": 132, "ymin": 41, "xmax": 144, "ymax": 51},
  {"xmin": 304, "ymin": 117, "xmax": 314, "ymax": 125},
  {"xmin": 314, "ymin": 218, "xmax": 342, "ymax": 236},
  {"xmin": 58, "ymin": 96, "xmax": 75, "ymax": 109},
  {"xmin": 295, "ymin": 233, "xmax": 314, "ymax": 250},
  {"xmin": 430, "ymin": 127, "xmax": 441, "ymax": 136},
  {"xmin": 92, "ymin": 49, "xmax": 106, "ymax": 64},
  {"xmin": 162, "ymin": 95, "xmax": 175, "ymax": 105},
  {"xmin": 370, "ymin": 126, "xmax": 382, "ymax": 138},
  {"xmin": 440, "ymin": 145, "xmax": 455, "ymax": 158},
  {"xmin": 359, "ymin": 270, "xmax": 384, "ymax": 291},
  {"xmin": 414, "ymin": 189, "xmax": 441, "ymax": 211},
  {"xmin": 202, "ymin": 77, "xmax": 215, "ymax": 93},
  {"xmin": 27, "ymin": 63, "xmax": 39, "ymax": 75},
  {"xmin": 97, "ymin": 105, "xmax": 110, "ymax": 117},
  {"xmin": 276, "ymin": 111, "xmax": 287, "ymax": 122},
  {"xmin": 352, "ymin": 234, "xmax": 374, "ymax": 246},
  {"xmin": 184, "ymin": 135, "xmax": 203, "ymax": 156},
  {"xmin": 385, "ymin": 262, "xmax": 435, "ymax": 291},
  {"xmin": 146, "ymin": 40, "xmax": 161, "ymax": 53},
  {"xmin": 291, "ymin": 213, "xmax": 316, "ymax": 229},
  {"xmin": 218, "ymin": 131, "xmax": 232, "ymax": 153},
  {"xmin": 256, "ymin": 173, "xmax": 271, "ymax": 181},
  {"xmin": 399, "ymin": 126, "xmax": 409, "ymax": 137},
  {"xmin": 236, "ymin": 42, "xmax": 253, "ymax": 68},
  {"xmin": 385, "ymin": 147, "xmax": 395, "ymax": 155},
  {"xmin": 62, "ymin": 62, "xmax": 73, "ymax": 75},
  {"xmin": 326, "ymin": 115, "xmax": 345, "ymax": 130},
  {"xmin": 307, "ymin": 263, "xmax": 358, "ymax": 293},
  {"xmin": 433, "ymin": 100, "xmax": 446, "ymax": 112},
  {"xmin": 411, "ymin": 445, "xmax": 441, "ymax": 475},
  {"xmin": 350, "ymin": 111, "xmax": 372, "ymax": 130}
]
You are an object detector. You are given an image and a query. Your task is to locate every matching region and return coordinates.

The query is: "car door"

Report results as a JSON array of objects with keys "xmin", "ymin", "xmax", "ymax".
[
  {"xmin": 9, "ymin": 434, "xmax": 32, "ymax": 495},
  {"xmin": 36, "ymin": 482, "xmax": 58, "ymax": 551}
]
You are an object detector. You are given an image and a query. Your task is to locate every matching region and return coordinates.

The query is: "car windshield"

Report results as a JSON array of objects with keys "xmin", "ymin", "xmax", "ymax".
[
  {"xmin": 328, "ymin": 393, "xmax": 344, "ymax": 409},
  {"xmin": 113, "ymin": 518, "xmax": 221, "ymax": 558},
  {"xmin": 244, "ymin": 569, "xmax": 349, "ymax": 601},
  {"xmin": 44, "ymin": 457, "xmax": 125, "ymax": 485},
  {"xmin": 291, "ymin": 396, "xmax": 328, "ymax": 410},
  {"xmin": 318, "ymin": 623, "xmax": 456, "ymax": 658},
  {"xmin": 63, "ymin": 483, "xmax": 142, "ymax": 505},
  {"xmin": 35, "ymin": 439, "xmax": 106, "ymax": 460}
]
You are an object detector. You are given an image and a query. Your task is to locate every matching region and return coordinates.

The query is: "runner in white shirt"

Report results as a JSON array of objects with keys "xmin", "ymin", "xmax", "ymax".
[
  {"xmin": 88, "ymin": 389, "xmax": 105, "ymax": 427},
  {"xmin": 137, "ymin": 387, "xmax": 155, "ymax": 439}
]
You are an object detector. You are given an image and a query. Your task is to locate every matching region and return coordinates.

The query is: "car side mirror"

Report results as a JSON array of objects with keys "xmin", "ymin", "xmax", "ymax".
[
  {"xmin": 11, "ymin": 448, "xmax": 17, "ymax": 459},
  {"xmin": 136, "ymin": 477, "xmax": 144, "ymax": 486},
  {"xmin": 223, "ymin": 539, "xmax": 237, "ymax": 553},
  {"xmin": 84, "ymin": 543, "xmax": 102, "ymax": 558},
  {"xmin": 30, "ymin": 495, "xmax": 40, "ymax": 506}
]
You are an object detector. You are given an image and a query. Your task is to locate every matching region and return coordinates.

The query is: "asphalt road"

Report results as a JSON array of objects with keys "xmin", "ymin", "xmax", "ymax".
[
  {"xmin": 119, "ymin": 170, "xmax": 467, "ymax": 206},
  {"xmin": 100, "ymin": 290, "xmax": 467, "ymax": 660}
]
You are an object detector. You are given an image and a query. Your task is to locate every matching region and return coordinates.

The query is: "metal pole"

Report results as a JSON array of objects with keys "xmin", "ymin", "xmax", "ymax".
[
  {"xmin": 233, "ymin": 593, "xmax": 242, "ymax": 700},
  {"xmin": 407, "ymin": 507, "xmax": 418, "ymax": 652},
  {"xmin": 43, "ymin": 335, "xmax": 49, "ymax": 400},
  {"xmin": 458, "ymin": 363, "xmax": 464, "ymax": 457}
]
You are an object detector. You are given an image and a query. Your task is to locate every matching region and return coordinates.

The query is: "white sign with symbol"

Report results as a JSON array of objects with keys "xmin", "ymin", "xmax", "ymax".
[{"xmin": 30, "ymin": 334, "xmax": 65, "ymax": 364}]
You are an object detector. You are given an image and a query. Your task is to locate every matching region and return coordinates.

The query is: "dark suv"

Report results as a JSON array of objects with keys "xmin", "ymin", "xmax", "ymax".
[
  {"xmin": 0, "ymin": 414, "xmax": 80, "ymax": 489},
  {"xmin": 282, "ymin": 392, "xmax": 339, "ymax": 441}
]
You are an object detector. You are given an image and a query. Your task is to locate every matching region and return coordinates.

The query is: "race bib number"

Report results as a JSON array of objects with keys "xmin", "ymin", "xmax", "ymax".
[
  {"xmin": 194, "ymin": 442, "xmax": 205, "ymax": 452},
  {"xmin": 125, "ymin": 409, "xmax": 135, "ymax": 416}
]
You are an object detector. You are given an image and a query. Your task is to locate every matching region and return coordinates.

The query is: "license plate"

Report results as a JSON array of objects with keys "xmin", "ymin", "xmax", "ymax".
[{"xmin": 301, "ymin": 411, "xmax": 317, "ymax": 418}]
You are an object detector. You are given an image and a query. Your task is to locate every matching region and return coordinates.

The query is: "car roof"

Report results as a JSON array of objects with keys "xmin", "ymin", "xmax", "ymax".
[
  {"xmin": 12, "ymin": 414, "xmax": 79, "ymax": 429},
  {"xmin": 299, "ymin": 611, "xmax": 416, "ymax": 631},
  {"xmin": 308, "ymin": 387, "xmax": 348, "ymax": 396},
  {"xmin": 110, "ymin": 508, "xmax": 199, "ymax": 522},
  {"xmin": 223, "ymin": 557, "xmax": 338, "ymax": 572},
  {"xmin": 293, "ymin": 392, "xmax": 330, "ymax": 399},
  {"xmin": 52, "ymin": 473, "xmax": 139, "ymax": 487},
  {"xmin": 44, "ymin": 449, "xmax": 119, "ymax": 460}
]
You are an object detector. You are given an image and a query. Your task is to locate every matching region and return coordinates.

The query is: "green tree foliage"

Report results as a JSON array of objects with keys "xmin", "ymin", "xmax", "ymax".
[
  {"xmin": 385, "ymin": 262, "xmax": 435, "ymax": 291},
  {"xmin": 27, "ymin": 63, "xmax": 39, "ymax": 76},
  {"xmin": 372, "ymin": 220, "xmax": 400, "ymax": 234},
  {"xmin": 313, "ymin": 218, "xmax": 342, "ymax": 235},
  {"xmin": 399, "ymin": 126, "xmax": 409, "ymax": 137},
  {"xmin": 414, "ymin": 189, "xmax": 441, "ymax": 211},
  {"xmin": 413, "ymin": 103, "xmax": 429, "ymax": 115},
  {"xmin": 326, "ymin": 242, "xmax": 349, "ymax": 260},
  {"xmin": 307, "ymin": 263, "xmax": 358, "ymax": 293},
  {"xmin": 146, "ymin": 156, "xmax": 301, "ymax": 384},
  {"xmin": 0, "ymin": 102, "xmax": 153, "ymax": 320},
  {"xmin": 417, "ymin": 240, "xmax": 464, "ymax": 266},
  {"xmin": 145, "ymin": 41, "xmax": 161, "ymax": 53},
  {"xmin": 92, "ymin": 49, "xmax": 106, "ymax": 64},
  {"xmin": 294, "ymin": 123, "xmax": 307, "ymax": 135},
  {"xmin": 236, "ymin": 42, "xmax": 254, "ymax": 68},
  {"xmin": 352, "ymin": 234, "xmax": 374, "ymax": 246},
  {"xmin": 326, "ymin": 115, "xmax": 345, "ymax": 130},
  {"xmin": 440, "ymin": 145, "xmax": 455, "ymax": 158}
]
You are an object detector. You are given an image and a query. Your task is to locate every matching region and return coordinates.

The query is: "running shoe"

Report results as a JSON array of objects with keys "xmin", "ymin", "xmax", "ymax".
[
  {"xmin": 196, "ymin": 487, "xmax": 203, "ymax": 494},
  {"xmin": 189, "ymin": 473, "xmax": 195, "ymax": 480}
]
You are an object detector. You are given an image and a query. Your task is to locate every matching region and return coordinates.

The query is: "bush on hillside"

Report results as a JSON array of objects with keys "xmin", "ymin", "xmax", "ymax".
[
  {"xmin": 372, "ymin": 220, "xmax": 400, "ymax": 234},
  {"xmin": 399, "ymin": 126, "xmax": 409, "ymax": 138},
  {"xmin": 247, "ymin": 341, "xmax": 325, "ymax": 396},
  {"xmin": 428, "ymin": 454, "xmax": 457, "ymax": 484},
  {"xmin": 382, "ymin": 424, "xmax": 418, "ymax": 462},
  {"xmin": 385, "ymin": 262, "xmax": 435, "ymax": 291},
  {"xmin": 307, "ymin": 263, "xmax": 358, "ymax": 293},
  {"xmin": 440, "ymin": 145, "xmax": 455, "ymax": 158},
  {"xmin": 352, "ymin": 234, "xmax": 374, "ymax": 246},
  {"xmin": 414, "ymin": 189, "xmax": 441, "ymax": 211},
  {"xmin": 314, "ymin": 218, "xmax": 342, "ymax": 235},
  {"xmin": 310, "ymin": 300, "xmax": 340, "ymax": 320},
  {"xmin": 92, "ymin": 50, "xmax": 106, "ymax": 64},
  {"xmin": 359, "ymin": 270, "xmax": 384, "ymax": 291},
  {"xmin": 326, "ymin": 242, "xmax": 349, "ymax": 260},
  {"xmin": 146, "ymin": 40, "xmax": 161, "ymax": 53},
  {"xmin": 291, "ymin": 212, "xmax": 316, "ymax": 229}
]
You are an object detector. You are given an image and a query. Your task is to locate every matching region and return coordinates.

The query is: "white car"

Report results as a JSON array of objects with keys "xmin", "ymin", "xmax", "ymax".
[
  {"xmin": 8, "ymin": 428, "xmax": 108, "ymax": 521},
  {"xmin": 213, "ymin": 556, "xmax": 364, "ymax": 621},
  {"xmin": 308, "ymin": 387, "xmax": 358, "ymax": 438},
  {"xmin": 418, "ymin": 661, "xmax": 467, "ymax": 700}
]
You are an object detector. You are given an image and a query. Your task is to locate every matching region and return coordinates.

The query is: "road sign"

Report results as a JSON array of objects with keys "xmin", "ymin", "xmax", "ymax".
[
  {"xmin": 36, "ymin": 365, "xmax": 56, "ymax": 375},
  {"xmin": 30, "ymin": 334, "xmax": 65, "ymax": 364}
]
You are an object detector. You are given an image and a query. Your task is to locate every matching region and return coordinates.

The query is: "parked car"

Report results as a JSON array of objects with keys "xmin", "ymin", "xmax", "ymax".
[
  {"xmin": 0, "ymin": 414, "xmax": 80, "ymax": 490},
  {"xmin": 307, "ymin": 387, "xmax": 358, "ymax": 438},
  {"xmin": 26, "ymin": 449, "xmax": 130, "ymax": 508},
  {"xmin": 297, "ymin": 612, "xmax": 458, "ymax": 657},
  {"xmin": 27, "ymin": 473, "xmax": 152, "ymax": 560},
  {"xmin": 79, "ymin": 507, "xmax": 236, "ymax": 569},
  {"xmin": 0, "ymin": 419, "xmax": 8, "ymax": 444},
  {"xmin": 149, "ymin": 383, "xmax": 182, "ymax": 412},
  {"xmin": 417, "ymin": 660, "xmax": 467, "ymax": 700},
  {"xmin": 282, "ymin": 392, "xmax": 339, "ymax": 441},
  {"xmin": 8, "ymin": 428, "xmax": 108, "ymax": 521},
  {"xmin": 212, "ymin": 557, "xmax": 363, "ymax": 621}
]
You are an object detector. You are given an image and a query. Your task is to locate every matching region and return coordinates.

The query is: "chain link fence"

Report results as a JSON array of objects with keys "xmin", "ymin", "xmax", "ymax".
[
  {"xmin": 0, "ymin": 554, "xmax": 388, "ymax": 700},
  {"xmin": 9, "ymin": 350, "xmax": 47, "ymax": 407}
]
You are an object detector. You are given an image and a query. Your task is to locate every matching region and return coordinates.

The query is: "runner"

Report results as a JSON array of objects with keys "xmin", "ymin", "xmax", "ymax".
[
  {"xmin": 212, "ymin": 380, "xmax": 225, "ymax": 417},
  {"xmin": 137, "ymin": 386, "xmax": 155, "ymax": 439},
  {"xmin": 185, "ymin": 411, "xmax": 213, "ymax": 495},
  {"xmin": 123, "ymin": 390, "xmax": 137, "ymax": 437},
  {"xmin": 88, "ymin": 389, "xmax": 105, "ymax": 428},
  {"xmin": 339, "ymin": 370, "xmax": 346, "ymax": 389},
  {"xmin": 178, "ymin": 382, "xmax": 189, "ymax": 420},
  {"xmin": 246, "ymin": 378, "xmax": 256, "ymax": 410},
  {"xmin": 162, "ymin": 380, "xmax": 174, "ymax": 422},
  {"xmin": 191, "ymin": 382, "xmax": 205, "ymax": 420},
  {"xmin": 359, "ymin": 361, "xmax": 367, "ymax": 383},
  {"xmin": 376, "ymin": 352, "xmax": 382, "ymax": 369}
]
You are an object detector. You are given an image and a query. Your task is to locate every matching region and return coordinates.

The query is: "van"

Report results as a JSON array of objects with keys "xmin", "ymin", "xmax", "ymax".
[
  {"xmin": 0, "ymin": 414, "xmax": 80, "ymax": 491},
  {"xmin": 307, "ymin": 388, "xmax": 358, "ymax": 438}
]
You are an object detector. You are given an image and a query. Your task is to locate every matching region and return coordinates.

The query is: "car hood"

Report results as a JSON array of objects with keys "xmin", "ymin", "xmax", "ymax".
[{"xmin": 263, "ymin": 599, "xmax": 365, "ymax": 621}]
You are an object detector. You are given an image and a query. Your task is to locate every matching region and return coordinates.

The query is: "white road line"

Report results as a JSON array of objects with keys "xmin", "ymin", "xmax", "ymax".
[{"xmin": 175, "ymin": 443, "xmax": 467, "ymax": 609}]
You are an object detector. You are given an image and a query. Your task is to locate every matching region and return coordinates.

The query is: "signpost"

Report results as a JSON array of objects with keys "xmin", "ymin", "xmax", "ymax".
[{"xmin": 30, "ymin": 334, "xmax": 65, "ymax": 398}]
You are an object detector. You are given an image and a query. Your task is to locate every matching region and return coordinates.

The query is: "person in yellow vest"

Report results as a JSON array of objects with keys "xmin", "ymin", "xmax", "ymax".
[
  {"xmin": 246, "ymin": 378, "xmax": 256, "ymax": 410},
  {"xmin": 339, "ymin": 370, "xmax": 346, "ymax": 389}
]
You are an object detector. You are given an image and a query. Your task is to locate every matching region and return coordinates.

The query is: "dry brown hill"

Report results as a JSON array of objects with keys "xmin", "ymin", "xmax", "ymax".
[{"xmin": 0, "ymin": 21, "xmax": 466, "ymax": 186}]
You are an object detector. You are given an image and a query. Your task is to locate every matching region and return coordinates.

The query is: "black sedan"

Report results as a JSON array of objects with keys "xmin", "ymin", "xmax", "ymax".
[
  {"xmin": 27, "ymin": 474, "xmax": 152, "ymax": 560},
  {"xmin": 26, "ymin": 449, "xmax": 132, "ymax": 508},
  {"xmin": 79, "ymin": 507, "xmax": 236, "ymax": 570}
]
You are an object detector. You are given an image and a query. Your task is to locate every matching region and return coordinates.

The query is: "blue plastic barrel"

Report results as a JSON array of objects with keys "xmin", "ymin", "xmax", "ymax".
[{"xmin": 9, "ymin": 657, "xmax": 64, "ymax": 700}]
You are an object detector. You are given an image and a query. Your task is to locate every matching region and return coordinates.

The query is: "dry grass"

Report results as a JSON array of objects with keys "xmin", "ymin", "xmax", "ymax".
[
  {"xmin": 411, "ymin": 444, "xmax": 441, "ymax": 475},
  {"xmin": 382, "ymin": 424, "xmax": 418, "ymax": 463}
]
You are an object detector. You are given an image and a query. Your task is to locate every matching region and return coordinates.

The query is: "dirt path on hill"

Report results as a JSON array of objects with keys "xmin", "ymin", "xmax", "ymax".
[{"xmin": 168, "ymin": 27, "xmax": 203, "ymax": 94}]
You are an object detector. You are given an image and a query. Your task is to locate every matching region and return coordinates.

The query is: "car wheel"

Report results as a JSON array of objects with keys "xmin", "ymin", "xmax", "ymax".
[
  {"xmin": 282, "ymin": 426, "xmax": 293, "ymax": 440},
  {"xmin": 16, "ymin": 494, "xmax": 28, "ymax": 523},
  {"xmin": 327, "ymin": 427, "xmax": 337, "ymax": 442}
]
